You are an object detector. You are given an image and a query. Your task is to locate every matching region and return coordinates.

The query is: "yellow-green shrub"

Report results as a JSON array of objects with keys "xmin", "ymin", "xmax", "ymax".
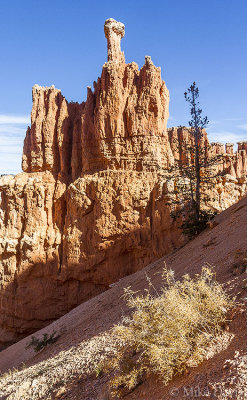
[{"xmin": 104, "ymin": 265, "xmax": 233, "ymax": 396}]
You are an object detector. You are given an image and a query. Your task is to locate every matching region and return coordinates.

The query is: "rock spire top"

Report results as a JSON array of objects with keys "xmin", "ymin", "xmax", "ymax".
[{"xmin": 104, "ymin": 18, "xmax": 125, "ymax": 63}]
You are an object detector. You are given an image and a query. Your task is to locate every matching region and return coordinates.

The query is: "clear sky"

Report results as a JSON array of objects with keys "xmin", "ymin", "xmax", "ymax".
[{"xmin": 0, "ymin": 0, "xmax": 247, "ymax": 174}]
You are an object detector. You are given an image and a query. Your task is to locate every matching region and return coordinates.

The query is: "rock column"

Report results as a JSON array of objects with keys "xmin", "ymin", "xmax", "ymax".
[{"xmin": 104, "ymin": 18, "xmax": 125, "ymax": 63}]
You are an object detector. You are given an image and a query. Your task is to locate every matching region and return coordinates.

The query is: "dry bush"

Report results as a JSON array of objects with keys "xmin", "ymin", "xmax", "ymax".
[{"xmin": 104, "ymin": 265, "xmax": 233, "ymax": 396}]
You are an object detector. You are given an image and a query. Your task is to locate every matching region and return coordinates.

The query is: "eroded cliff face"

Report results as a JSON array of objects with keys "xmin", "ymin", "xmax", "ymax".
[
  {"xmin": 0, "ymin": 18, "xmax": 246, "ymax": 345},
  {"xmin": 22, "ymin": 62, "xmax": 172, "ymax": 174}
]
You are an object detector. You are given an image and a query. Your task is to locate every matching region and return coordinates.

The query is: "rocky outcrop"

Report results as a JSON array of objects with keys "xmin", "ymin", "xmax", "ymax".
[
  {"xmin": 23, "ymin": 57, "xmax": 172, "ymax": 175},
  {"xmin": 104, "ymin": 18, "xmax": 125, "ymax": 63},
  {"xmin": 22, "ymin": 85, "xmax": 84, "ymax": 182},
  {"xmin": 0, "ymin": 18, "xmax": 247, "ymax": 346},
  {"xmin": 168, "ymin": 127, "xmax": 247, "ymax": 179}
]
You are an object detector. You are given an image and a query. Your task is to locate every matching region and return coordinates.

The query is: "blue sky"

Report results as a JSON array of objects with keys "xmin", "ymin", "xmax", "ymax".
[{"xmin": 0, "ymin": 0, "xmax": 247, "ymax": 174}]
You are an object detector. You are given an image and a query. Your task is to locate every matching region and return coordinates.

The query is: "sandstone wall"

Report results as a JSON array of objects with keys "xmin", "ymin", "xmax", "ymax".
[{"xmin": 0, "ymin": 18, "xmax": 246, "ymax": 346}]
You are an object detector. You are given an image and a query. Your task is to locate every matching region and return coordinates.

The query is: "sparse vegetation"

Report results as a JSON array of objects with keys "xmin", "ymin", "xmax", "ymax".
[
  {"xmin": 26, "ymin": 331, "xmax": 59, "ymax": 353},
  {"xmin": 184, "ymin": 82, "xmax": 209, "ymax": 223},
  {"xmin": 180, "ymin": 209, "xmax": 216, "ymax": 239},
  {"xmin": 168, "ymin": 82, "xmax": 224, "ymax": 239},
  {"xmin": 0, "ymin": 331, "xmax": 120, "ymax": 399},
  {"xmin": 103, "ymin": 265, "xmax": 233, "ymax": 397},
  {"xmin": 95, "ymin": 363, "xmax": 103, "ymax": 378}
]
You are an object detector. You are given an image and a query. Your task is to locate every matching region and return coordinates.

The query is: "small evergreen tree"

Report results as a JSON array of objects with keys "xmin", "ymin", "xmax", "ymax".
[
  {"xmin": 169, "ymin": 82, "xmax": 223, "ymax": 238},
  {"xmin": 184, "ymin": 82, "xmax": 209, "ymax": 222}
]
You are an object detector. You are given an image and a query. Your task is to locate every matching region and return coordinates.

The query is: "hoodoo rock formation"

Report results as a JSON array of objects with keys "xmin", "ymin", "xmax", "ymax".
[{"xmin": 0, "ymin": 19, "xmax": 246, "ymax": 346}]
